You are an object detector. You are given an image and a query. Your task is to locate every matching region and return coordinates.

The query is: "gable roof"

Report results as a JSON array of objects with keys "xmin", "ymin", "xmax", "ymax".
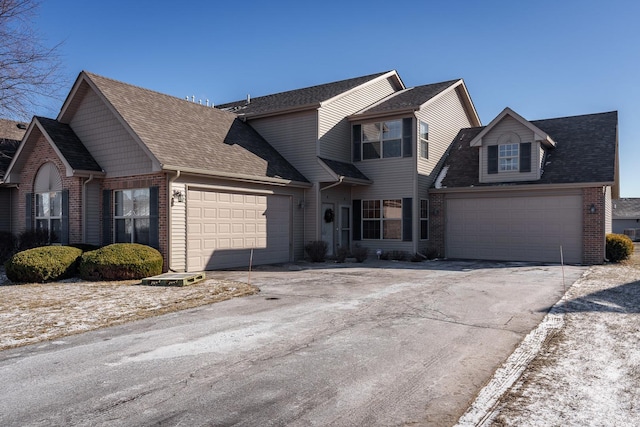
[
  {"xmin": 612, "ymin": 198, "xmax": 640, "ymax": 219},
  {"xmin": 216, "ymin": 71, "xmax": 403, "ymax": 118},
  {"xmin": 0, "ymin": 119, "xmax": 26, "ymax": 181},
  {"xmin": 468, "ymin": 107, "xmax": 556, "ymax": 148},
  {"xmin": 435, "ymin": 111, "xmax": 618, "ymax": 189},
  {"xmin": 59, "ymin": 72, "xmax": 309, "ymax": 186},
  {"xmin": 318, "ymin": 157, "xmax": 371, "ymax": 184}
]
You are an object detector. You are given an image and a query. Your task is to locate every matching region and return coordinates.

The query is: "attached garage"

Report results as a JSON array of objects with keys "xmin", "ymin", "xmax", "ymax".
[
  {"xmin": 445, "ymin": 192, "xmax": 583, "ymax": 264},
  {"xmin": 187, "ymin": 189, "xmax": 292, "ymax": 271}
]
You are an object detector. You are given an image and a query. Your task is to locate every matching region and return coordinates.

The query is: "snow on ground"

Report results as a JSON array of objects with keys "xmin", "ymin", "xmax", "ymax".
[{"xmin": 458, "ymin": 248, "xmax": 640, "ymax": 427}]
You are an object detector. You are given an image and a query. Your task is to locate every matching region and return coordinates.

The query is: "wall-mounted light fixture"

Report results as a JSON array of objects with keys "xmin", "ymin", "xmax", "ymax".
[
  {"xmin": 589, "ymin": 203, "xmax": 596, "ymax": 214},
  {"xmin": 172, "ymin": 190, "xmax": 185, "ymax": 203},
  {"xmin": 298, "ymin": 200, "xmax": 306, "ymax": 209}
]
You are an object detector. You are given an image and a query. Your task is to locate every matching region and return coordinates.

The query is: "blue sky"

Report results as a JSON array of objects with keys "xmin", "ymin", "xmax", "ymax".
[{"xmin": 32, "ymin": 0, "xmax": 639, "ymax": 196}]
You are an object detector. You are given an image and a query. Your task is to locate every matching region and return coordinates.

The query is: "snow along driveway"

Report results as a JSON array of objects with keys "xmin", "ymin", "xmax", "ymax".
[{"xmin": 458, "ymin": 247, "xmax": 640, "ymax": 426}]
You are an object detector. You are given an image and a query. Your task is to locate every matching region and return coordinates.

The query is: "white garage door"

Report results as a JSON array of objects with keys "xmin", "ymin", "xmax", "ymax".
[
  {"xmin": 446, "ymin": 194, "xmax": 582, "ymax": 263},
  {"xmin": 187, "ymin": 189, "xmax": 291, "ymax": 271}
]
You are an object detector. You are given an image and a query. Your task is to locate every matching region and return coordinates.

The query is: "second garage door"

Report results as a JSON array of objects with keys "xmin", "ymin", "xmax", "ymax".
[
  {"xmin": 446, "ymin": 194, "xmax": 583, "ymax": 264},
  {"xmin": 187, "ymin": 189, "xmax": 291, "ymax": 271}
]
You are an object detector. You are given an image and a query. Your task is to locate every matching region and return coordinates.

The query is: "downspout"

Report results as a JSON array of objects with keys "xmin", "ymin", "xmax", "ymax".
[
  {"xmin": 82, "ymin": 174, "xmax": 94, "ymax": 243},
  {"xmin": 167, "ymin": 170, "xmax": 181, "ymax": 271}
]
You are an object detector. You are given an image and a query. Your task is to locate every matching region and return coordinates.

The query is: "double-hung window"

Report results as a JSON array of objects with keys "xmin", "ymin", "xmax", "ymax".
[
  {"xmin": 361, "ymin": 120, "xmax": 402, "ymax": 160},
  {"xmin": 35, "ymin": 191, "xmax": 62, "ymax": 243},
  {"xmin": 420, "ymin": 199, "xmax": 429, "ymax": 240},
  {"xmin": 419, "ymin": 121, "xmax": 429, "ymax": 159},
  {"xmin": 499, "ymin": 143, "xmax": 519, "ymax": 171},
  {"xmin": 362, "ymin": 199, "xmax": 402, "ymax": 240},
  {"xmin": 114, "ymin": 188, "xmax": 150, "ymax": 245}
]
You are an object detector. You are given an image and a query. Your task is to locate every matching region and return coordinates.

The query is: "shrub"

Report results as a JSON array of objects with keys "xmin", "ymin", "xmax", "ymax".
[
  {"xmin": 0, "ymin": 231, "xmax": 17, "ymax": 263},
  {"xmin": 410, "ymin": 253, "xmax": 425, "ymax": 262},
  {"xmin": 17, "ymin": 229, "xmax": 53, "ymax": 251},
  {"xmin": 304, "ymin": 240, "xmax": 328, "ymax": 263},
  {"xmin": 79, "ymin": 243, "xmax": 163, "ymax": 280},
  {"xmin": 336, "ymin": 246, "xmax": 349, "ymax": 263},
  {"xmin": 351, "ymin": 245, "xmax": 368, "ymax": 263},
  {"xmin": 426, "ymin": 248, "xmax": 440, "ymax": 260},
  {"xmin": 380, "ymin": 250, "xmax": 407, "ymax": 261},
  {"xmin": 606, "ymin": 233, "xmax": 634, "ymax": 263},
  {"xmin": 5, "ymin": 246, "xmax": 83, "ymax": 283}
]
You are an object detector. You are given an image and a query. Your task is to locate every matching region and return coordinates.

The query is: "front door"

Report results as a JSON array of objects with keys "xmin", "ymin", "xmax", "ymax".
[
  {"xmin": 339, "ymin": 205, "xmax": 350, "ymax": 250},
  {"xmin": 321, "ymin": 203, "xmax": 335, "ymax": 255}
]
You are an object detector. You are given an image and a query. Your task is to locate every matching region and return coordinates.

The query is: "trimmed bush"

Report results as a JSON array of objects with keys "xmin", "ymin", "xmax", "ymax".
[
  {"xmin": 0, "ymin": 231, "xmax": 17, "ymax": 263},
  {"xmin": 606, "ymin": 233, "xmax": 634, "ymax": 263},
  {"xmin": 17, "ymin": 229, "xmax": 53, "ymax": 251},
  {"xmin": 79, "ymin": 243, "xmax": 163, "ymax": 280},
  {"xmin": 336, "ymin": 246, "xmax": 349, "ymax": 263},
  {"xmin": 5, "ymin": 246, "xmax": 83, "ymax": 283},
  {"xmin": 305, "ymin": 240, "xmax": 328, "ymax": 263},
  {"xmin": 380, "ymin": 250, "xmax": 407, "ymax": 261},
  {"xmin": 351, "ymin": 245, "xmax": 368, "ymax": 263}
]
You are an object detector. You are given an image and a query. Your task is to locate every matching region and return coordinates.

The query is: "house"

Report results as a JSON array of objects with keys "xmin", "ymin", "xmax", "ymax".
[
  {"xmin": 0, "ymin": 119, "xmax": 27, "ymax": 233},
  {"xmin": 612, "ymin": 198, "xmax": 640, "ymax": 239},
  {"xmin": 0, "ymin": 70, "xmax": 618, "ymax": 270},
  {"xmin": 429, "ymin": 108, "xmax": 618, "ymax": 264}
]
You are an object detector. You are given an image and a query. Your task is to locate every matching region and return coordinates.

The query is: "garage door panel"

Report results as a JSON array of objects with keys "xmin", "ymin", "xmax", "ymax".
[
  {"xmin": 187, "ymin": 189, "xmax": 291, "ymax": 271},
  {"xmin": 446, "ymin": 195, "xmax": 582, "ymax": 263}
]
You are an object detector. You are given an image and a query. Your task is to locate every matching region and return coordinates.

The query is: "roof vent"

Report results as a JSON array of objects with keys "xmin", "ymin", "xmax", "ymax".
[
  {"xmin": 247, "ymin": 94, "xmax": 250, "ymax": 104},
  {"xmin": 16, "ymin": 123, "xmax": 27, "ymax": 130}
]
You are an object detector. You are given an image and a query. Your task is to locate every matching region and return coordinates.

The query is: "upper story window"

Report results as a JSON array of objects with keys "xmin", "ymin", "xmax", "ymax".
[
  {"xmin": 419, "ymin": 121, "xmax": 429, "ymax": 159},
  {"xmin": 499, "ymin": 143, "xmax": 519, "ymax": 171},
  {"xmin": 114, "ymin": 188, "xmax": 150, "ymax": 245},
  {"xmin": 361, "ymin": 120, "xmax": 402, "ymax": 160}
]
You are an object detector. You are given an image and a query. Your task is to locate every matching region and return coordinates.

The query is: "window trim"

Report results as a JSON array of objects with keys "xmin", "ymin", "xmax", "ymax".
[
  {"xmin": 360, "ymin": 120, "xmax": 403, "ymax": 160},
  {"xmin": 498, "ymin": 143, "xmax": 520, "ymax": 172},
  {"xmin": 419, "ymin": 121, "xmax": 429, "ymax": 159},
  {"xmin": 34, "ymin": 191, "xmax": 62, "ymax": 243},
  {"xmin": 420, "ymin": 199, "xmax": 429, "ymax": 240},
  {"xmin": 362, "ymin": 199, "xmax": 402, "ymax": 240},
  {"xmin": 113, "ymin": 188, "xmax": 151, "ymax": 245}
]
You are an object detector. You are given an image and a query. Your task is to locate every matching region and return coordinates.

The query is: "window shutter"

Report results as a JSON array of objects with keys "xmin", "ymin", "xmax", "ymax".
[
  {"xmin": 352, "ymin": 199, "xmax": 361, "ymax": 241},
  {"xmin": 402, "ymin": 118, "xmax": 413, "ymax": 158},
  {"xmin": 352, "ymin": 125, "xmax": 361, "ymax": 162},
  {"xmin": 61, "ymin": 189, "xmax": 69, "ymax": 245},
  {"xmin": 25, "ymin": 193, "xmax": 33, "ymax": 230},
  {"xmin": 520, "ymin": 142, "xmax": 531, "ymax": 173},
  {"xmin": 149, "ymin": 186, "xmax": 160, "ymax": 249},
  {"xmin": 102, "ymin": 190, "xmax": 112, "ymax": 245},
  {"xmin": 488, "ymin": 145, "xmax": 498, "ymax": 174},
  {"xmin": 402, "ymin": 198, "xmax": 412, "ymax": 241}
]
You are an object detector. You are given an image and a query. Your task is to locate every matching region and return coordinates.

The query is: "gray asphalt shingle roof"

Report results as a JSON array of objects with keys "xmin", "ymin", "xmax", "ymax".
[
  {"xmin": 437, "ymin": 111, "xmax": 618, "ymax": 188},
  {"xmin": 612, "ymin": 198, "xmax": 640, "ymax": 219},
  {"xmin": 0, "ymin": 119, "xmax": 26, "ymax": 180},
  {"xmin": 357, "ymin": 79, "xmax": 460, "ymax": 115},
  {"xmin": 318, "ymin": 157, "xmax": 370, "ymax": 182},
  {"xmin": 215, "ymin": 71, "xmax": 393, "ymax": 117},
  {"xmin": 36, "ymin": 116, "xmax": 103, "ymax": 173},
  {"xmin": 84, "ymin": 72, "xmax": 308, "ymax": 184}
]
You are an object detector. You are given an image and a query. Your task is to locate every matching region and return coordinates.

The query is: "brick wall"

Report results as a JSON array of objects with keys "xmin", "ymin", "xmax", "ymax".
[
  {"xmin": 428, "ymin": 193, "xmax": 445, "ymax": 257},
  {"xmin": 582, "ymin": 186, "xmax": 606, "ymax": 264}
]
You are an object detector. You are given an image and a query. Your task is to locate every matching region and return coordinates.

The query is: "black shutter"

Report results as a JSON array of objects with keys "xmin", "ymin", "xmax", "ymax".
[
  {"xmin": 352, "ymin": 199, "xmax": 361, "ymax": 241},
  {"xmin": 520, "ymin": 142, "xmax": 531, "ymax": 173},
  {"xmin": 488, "ymin": 145, "xmax": 498, "ymax": 174},
  {"xmin": 352, "ymin": 124, "xmax": 361, "ymax": 162},
  {"xmin": 402, "ymin": 118, "xmax": 413, "ymax": 158},
  {"xmin": 402, "ymin": 198, "xmax": 412, "ymax": 242},
  {"xmin": 149, "ymin": 186, "xmax": 160, "ymax": 249},
  {"xmin": 61, "ymin": 189, "xmax": 69, "ymax": 245},
  {"xmin": 102, "ymin": 190, "xmax": 112, "ymax": 245},
  {"xmin": 25, "ymin": 193, "xmax": 33, "ymax": 230}
]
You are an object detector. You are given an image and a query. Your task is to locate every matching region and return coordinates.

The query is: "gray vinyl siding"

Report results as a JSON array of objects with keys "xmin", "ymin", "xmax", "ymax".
[
  {"xmin": 84, "ymin": 180, "xmax": 101, "ymax": 245},
  {"xmin": 479, "ymin": 116, "xmax": 541, "ymax": 183},
  {"xmin": 319, "ymin": 78, "xmax": 397, "ymax": 162},
  {"xmin": 613, "ymin": 219, "xmax": 640, "ymax": 236},
  {"xmin": 0, "ymin": 189, "xmax": 11, "ymax": 232},
  {"xmin": 170, "ymin": 182, "xmax": 187, "ymax": 271},
  {"xmin": 417, "ymin": 87, "xmax": 476, "ymax": 195},
  {"xmin": 69, "ymin": 89, "xmax": 153, "ymax": 177}
]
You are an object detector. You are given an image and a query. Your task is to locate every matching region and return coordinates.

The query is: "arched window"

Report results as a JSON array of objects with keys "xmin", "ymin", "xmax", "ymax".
[{"xmin": 33, "ymin": 162, "xmax": 63, "ymax": 243}]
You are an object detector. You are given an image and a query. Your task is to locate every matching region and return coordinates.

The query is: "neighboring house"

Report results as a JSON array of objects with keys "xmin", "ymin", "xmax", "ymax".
[
  {"xmin": 0, "ymin": 70, "xmax": 619, "ymax": 269},
  {"xmin": 612, "ymin": 198, "xmax": 640, "ymax": 239},
  {"xmin": 429, "ymin": 108, "xmax": 618, "ymax": 264},
  {"xmin": 0, "ymin": 119, "xmax": 27, "ymax": 233}
]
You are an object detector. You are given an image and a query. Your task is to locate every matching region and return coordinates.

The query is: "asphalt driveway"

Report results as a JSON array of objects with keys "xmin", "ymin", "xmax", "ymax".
[{"xmin": 0, "ymin": 259, "xmax": 586, "ymax": 426}]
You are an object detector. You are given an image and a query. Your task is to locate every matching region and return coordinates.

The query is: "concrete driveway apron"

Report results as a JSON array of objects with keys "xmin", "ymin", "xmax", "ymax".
[{"xmin": 0, "ymin": 260, "xmax": 585, "ymax": 426}]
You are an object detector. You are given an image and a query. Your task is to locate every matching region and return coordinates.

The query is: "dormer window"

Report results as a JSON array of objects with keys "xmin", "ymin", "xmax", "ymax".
[{"xmin": 499, "ymin": 143, "xmax": 519, "ymax": 171}]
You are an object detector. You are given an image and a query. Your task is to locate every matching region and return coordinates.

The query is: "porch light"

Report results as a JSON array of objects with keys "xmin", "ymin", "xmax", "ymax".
[
  {"xmin": 589, "ymin": 203, "xmax": 596, "ymax": 214},
  {"xmin": 172, "ymin": 190, "xmax": 185, "ymax": 203}
]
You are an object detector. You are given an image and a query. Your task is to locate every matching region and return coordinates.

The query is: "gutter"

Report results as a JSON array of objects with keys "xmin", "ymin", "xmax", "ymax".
[
  {"xmin": 162, "ymin": 165, "xmax": 312, "ymax": 189},
  {"xmin": 429, "ymin": 181, "xmax": 617, "ymax": 194}
]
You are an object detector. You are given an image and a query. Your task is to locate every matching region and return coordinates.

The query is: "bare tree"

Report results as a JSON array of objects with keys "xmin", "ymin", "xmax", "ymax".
[{"xmin": 0, "ymin": 0, "xmax": 65, "ymax": 119}]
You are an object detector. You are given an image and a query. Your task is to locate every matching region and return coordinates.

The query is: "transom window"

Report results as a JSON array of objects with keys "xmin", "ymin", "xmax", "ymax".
[
  {"xmin": 420, "ymin": 121, "xmax": 429, "ymax": 158},
  {"xmin": 35, "ymin": 191, "xmax": 62, "ymax": 243},
  {"xmin": 114, "ymin": 188, "xmax": 150, "ymax": 245},
  {"xmin": 361, "ymin": 120, "xmax": 402, "ymax": 160},
  {"xmin": 420, "ymin": 199, "xmax": 429, "ymax": 240},
  {"xmin": 362, "ymin": 199, "xmax": 402, "ymax": 240},
  {"xmin": 499, "ymin": 143, "xmax": 519, "ymax": 171}
]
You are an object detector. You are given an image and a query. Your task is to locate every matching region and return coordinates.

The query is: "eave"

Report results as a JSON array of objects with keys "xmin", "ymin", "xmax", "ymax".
[{"xmin": 162, "ymin": 165, "xmax": 312, "ymax": 188}]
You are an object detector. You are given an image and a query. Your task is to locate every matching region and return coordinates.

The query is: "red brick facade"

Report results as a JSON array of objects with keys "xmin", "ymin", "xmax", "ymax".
[{"xmin": 427, "ymin": 193, "xmax": 445, "ymax": 258}]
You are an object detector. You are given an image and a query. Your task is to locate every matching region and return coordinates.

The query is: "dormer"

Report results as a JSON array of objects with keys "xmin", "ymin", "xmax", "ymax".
[{"xmin": 470, "ymin": 108, "xmax": 556, "ymax": 184}]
